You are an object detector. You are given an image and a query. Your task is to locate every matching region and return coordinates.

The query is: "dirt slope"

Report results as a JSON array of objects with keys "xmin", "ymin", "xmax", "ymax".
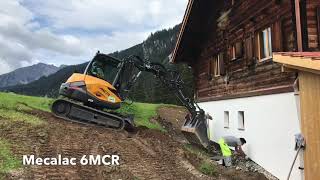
[{"xmin": 0, "ymin": 106, "xmax": 267, "ymax": 180}]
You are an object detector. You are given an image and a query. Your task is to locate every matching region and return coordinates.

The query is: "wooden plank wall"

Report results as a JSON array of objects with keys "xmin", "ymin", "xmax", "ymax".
[
  {"xmin": 306, "ymin": 0, "xmax": 320, "ymax": 50},
  {"xmin": 194, "ymin": 0, "xmax": 297, "ymax": 102},
  {"xmin": 299, "ymin": 71, "xmax": 320, "ymax": 180}
]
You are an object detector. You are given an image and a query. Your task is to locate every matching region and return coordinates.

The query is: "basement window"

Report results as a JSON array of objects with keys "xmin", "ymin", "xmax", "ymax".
[
  {"xmin": 224, "ymin": 111, "xmax": 230, "ymax": 128},
  {"xmin": 255, "ymin": 27, "xmax": 272, "ymax": 61},
  {"xmin": 238, "ymin": 111, "xmax": 245, "ymax": 130}
]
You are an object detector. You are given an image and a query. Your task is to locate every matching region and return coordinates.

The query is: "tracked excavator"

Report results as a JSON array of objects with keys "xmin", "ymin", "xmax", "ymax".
[{"xmin": 51, "ymin": 52, "xmax": 210, "ymax": 148}]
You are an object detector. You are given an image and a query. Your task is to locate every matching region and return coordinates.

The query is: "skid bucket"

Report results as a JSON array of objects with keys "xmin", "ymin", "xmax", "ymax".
[{"xmin": 181, "ymin": 113, "xmax": 209, "ymax": 148}]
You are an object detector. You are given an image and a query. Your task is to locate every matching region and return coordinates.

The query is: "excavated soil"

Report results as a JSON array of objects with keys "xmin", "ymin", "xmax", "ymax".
[{"xmin": 0, "ymin": 106, "xmax": 268, "ymax": 180}]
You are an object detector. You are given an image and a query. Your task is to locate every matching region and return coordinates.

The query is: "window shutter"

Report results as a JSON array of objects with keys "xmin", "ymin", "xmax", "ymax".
[
  {"xmin": 211, "ymin": 58, "xmax": 216, "ymax": 75},
  {"xmin": 271, "ymin": 21, "xmax": 282, "ymax": 52},
  {"xmin": 229, "ymin": 46, "xmax": 233, "ymax": 61},
  {"xmin": 208, "ymin": 60, "xmax": 212, "ymax": 75},
  {"xmin": 255, "ymin": 33, "xmax": 261, "ymax": 60},
  {"xmin": 207, "ymin": 60, "xmax": 213, "ymax": 80},
  {"xmin": 235, "ymin": 41, "xmax": 243, "ymax": 58},
  {"xmin": 245, "ymin": 36, "xmax": 254, "ymax": 65},
  {"xmin": 220, "ymin": 53, "xmax": 226, "ymax": 75}
]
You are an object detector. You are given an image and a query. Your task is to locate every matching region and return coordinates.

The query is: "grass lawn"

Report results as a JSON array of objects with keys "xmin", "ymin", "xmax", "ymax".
[
  {"xmin": 117, "ymin": 102, "xmax": 164, "ymax": 131},
  {"xmin": 0, "ymin": 139, "xmax": 21, "ymax": 177},
  {"xmin": 0, "ymin": 92, "xmax": 53, "ymax": 112},
  {"xmin": 0, "ymin": 92, "xmax": 166, "ymax": 130}
]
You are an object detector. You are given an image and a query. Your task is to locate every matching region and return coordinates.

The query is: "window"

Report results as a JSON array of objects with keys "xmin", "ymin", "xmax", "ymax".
[
  {"xmin": 210, "ymin": 54, "xmax": 221, "ymax": 77},
  {"xmin": 231, "ymin": 41, "xmax": 243, "ymax": 60},
  {"xmin": 255, "ymin": 27, "xmax": 272, "ymax": 61},
  {"xmin": 224, "ymin": 111, "xmax": 230, "ymax": 128},
  {"xmin": 238, "ymin": 111, "xmax": 245, "ymax": 130},
  {"xmin": 88, "ymin": 59, "xmax": 120, "ymax": 83}
]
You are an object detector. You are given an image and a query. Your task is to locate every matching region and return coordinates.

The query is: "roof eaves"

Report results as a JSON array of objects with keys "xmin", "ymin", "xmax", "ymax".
[
  {"xmin": 273, "ymin": 52, "xmax": 320, "ymax": 74},
  {"xmin": 170, "ymin": 0, "xmax": 195, "ymax": 63}
]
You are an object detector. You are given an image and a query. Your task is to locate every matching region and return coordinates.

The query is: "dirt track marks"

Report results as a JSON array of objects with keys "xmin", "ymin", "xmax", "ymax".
[{"xmin": 21, "ymin": 111, "xmax": 199, "ymax": 180}]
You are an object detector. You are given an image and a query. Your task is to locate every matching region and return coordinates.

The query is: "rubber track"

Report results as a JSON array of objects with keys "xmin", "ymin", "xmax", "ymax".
[{"xmin": 51, "ymin": 99, "xmax": 126, "ymax": 130}]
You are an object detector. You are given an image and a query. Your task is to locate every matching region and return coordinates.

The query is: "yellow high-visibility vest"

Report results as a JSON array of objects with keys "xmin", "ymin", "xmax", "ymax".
[{"xmin": 218, "ymin": 138, "xmax": 232, "ymax": 157}]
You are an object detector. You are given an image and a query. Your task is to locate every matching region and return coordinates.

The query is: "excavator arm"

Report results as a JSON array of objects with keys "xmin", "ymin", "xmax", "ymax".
[
  {"xmin": 52, "ymin": 53, "xmax": 210, "ymax": 148},
  {"xmin": 115, "ymin": 55, "xmax": 210, "ymax": 148}
]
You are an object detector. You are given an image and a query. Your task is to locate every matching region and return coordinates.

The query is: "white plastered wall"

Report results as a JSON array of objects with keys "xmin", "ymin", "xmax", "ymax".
[{"xmin": 200, "ymin": 92, "xmax": 303, "ymax": 180}]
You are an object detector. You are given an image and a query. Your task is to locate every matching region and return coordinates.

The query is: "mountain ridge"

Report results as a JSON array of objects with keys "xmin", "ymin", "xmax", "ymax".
[
  {"xmin": 0, "ymin": 63, "xmax": 60, "ymax": 88},
  {"xmin": 2, "ymin": 24, "xmax": 194, "ymax": 104}
]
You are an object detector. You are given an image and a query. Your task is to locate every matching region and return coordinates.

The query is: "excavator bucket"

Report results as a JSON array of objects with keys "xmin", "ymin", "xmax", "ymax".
[{"xmin": 181, "ymin": 113, "xmax": 210, "ymax": 148}]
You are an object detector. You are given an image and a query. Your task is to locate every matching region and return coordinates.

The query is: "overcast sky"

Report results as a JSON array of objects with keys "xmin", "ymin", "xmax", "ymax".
[{"xmin": 0, "ymin": 0, "xmax": 187, "ymax": 74}]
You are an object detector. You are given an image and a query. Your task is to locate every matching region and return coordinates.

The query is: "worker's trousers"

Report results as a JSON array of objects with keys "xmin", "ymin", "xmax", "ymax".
[{"xmin": 218, "ymin": 138, "xmax": 232, "ymax": 167}]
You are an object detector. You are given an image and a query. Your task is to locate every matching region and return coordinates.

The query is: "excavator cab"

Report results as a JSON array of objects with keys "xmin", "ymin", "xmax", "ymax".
[
  {"xmin": 58, "ymin": 54, "xmax": 124, "ymax": 110},
  {"xmin": 85, "ymin": 54, "xmax": 122, "ymax": 85}
]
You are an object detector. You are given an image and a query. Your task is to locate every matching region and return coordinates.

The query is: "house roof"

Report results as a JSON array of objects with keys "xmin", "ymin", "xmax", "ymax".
[
  {"xmin": 273, "ymin": 52, "xmax": 320, "ymax": 75},
  {"xmin": 171, "ymin": 0, "xmax": 194, "ymax": 63},
  {"xmin": 171, "ymin": 0, "xmax": 222, "ymax": 64}
]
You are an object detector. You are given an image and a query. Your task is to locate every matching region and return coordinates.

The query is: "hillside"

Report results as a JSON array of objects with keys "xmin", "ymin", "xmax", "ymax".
[
  {"xmin": 0, "ymin": 92, "xmax": 266, "ymax": 179},
  {"xmin": 3, "ymin": 24, "xmax": 194, "ymax": 105},
  {"xmin": 0, "ymin": 63, "xmax": 60, "ymax": 88},
  {"xmin": 2, "ymin": 64, "xmax": 88, "ymax": 97}
]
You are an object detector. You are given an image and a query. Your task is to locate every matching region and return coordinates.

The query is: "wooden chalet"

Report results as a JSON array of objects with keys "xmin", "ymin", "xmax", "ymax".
[{"xmin": 172, "ymin": 0, "xmax": 320, "ymax": 179}]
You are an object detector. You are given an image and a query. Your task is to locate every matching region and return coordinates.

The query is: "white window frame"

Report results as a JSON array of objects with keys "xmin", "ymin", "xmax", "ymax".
[
  {"xmin": 238, "ymin": 111, "xmax": 245, "ymax": 130},
  {"xmin": 256, "ymin": 27, "xmax": 273, "ymax": 61},
  {"xmin": 224, "ymin": 111, "xmax": 230, "ymax": 128}
]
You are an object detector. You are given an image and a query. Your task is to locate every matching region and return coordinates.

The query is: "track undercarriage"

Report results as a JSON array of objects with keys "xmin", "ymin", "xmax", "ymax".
[{"xmin": 51, "ymin": 99, "xmax": 135, "ymax": 131}]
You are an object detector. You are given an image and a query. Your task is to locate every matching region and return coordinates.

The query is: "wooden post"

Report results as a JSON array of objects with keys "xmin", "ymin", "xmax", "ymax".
[
  {"xmin": 317, "ymin": 6, "xmax": 320, "ymax": 49},
  {"xmin": 295, "ymin": 0, "xmax": 303, "ymax": 52},
  {"xmin": 299, "ymin": 71, "xmax": 320, "ymax": 180}
]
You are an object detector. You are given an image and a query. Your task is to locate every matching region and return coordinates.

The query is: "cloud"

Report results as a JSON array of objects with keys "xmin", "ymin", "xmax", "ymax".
[
  {"xmin": 0, "ymin": 60, "xmax": 12, "ymax": 75},
  {"xmin": 0, "ymin": 0, "xmax": 86, "ymax": 73},
  {"xmin": 0, "ymin": 0, "xmax": 188, "ymax": 75},
  {"xmin": 24, "ymin": 0, "xmax": 187, "ymax": 31},
  {"xmin": 0, "ymin": 0, "xmax": 33, "ymax": 26},
  {"xmin": 0, "ymin": 23, "xmax": 85, "ymax": 56}
]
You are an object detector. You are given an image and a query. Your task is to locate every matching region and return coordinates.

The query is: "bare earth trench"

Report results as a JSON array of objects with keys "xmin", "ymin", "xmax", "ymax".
[{"xmin": 0, "ymin": 106, "xmax": 267, "ymax": 180}]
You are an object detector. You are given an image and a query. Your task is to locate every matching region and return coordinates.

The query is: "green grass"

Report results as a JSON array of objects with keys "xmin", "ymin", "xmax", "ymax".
[
  {"xmin": 184, "ymin": 144, "xmax": 211, "ymax": 157},
  {"xmin": 0, "ymin": 139, "xmax": 21, "ymax": 175},
  {"xmin": 0, "ymin": 92, "xmax": 53, "ymax": 112},
  {"xmin": 184, "ymin": 144, "xmax": 217, "ymax": 176},
  {"xmin": 0, "ymin": 109, "xmax": 43, "ymax": 126},
  {"xmin": 116, "ymin": 102, "xmax": 164, "ymax": 131},
  {"xmin": 0, "ymin": 92, "xmax": 165, "ymax": 130},
  {"xmin": 199, "ymin": 161, "xmax": 216, "ymax": 176}
]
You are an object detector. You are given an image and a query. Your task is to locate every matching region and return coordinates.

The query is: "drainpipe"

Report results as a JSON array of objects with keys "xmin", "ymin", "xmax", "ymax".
[{"xmin": 295, "ymin": 0, "xmax": 303, "ymax": 52}]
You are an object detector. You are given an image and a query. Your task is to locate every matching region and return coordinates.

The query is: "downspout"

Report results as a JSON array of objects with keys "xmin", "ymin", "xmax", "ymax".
[{"xmin": 295, "ymin": 0, "xmax": 303, "ymax": 52}]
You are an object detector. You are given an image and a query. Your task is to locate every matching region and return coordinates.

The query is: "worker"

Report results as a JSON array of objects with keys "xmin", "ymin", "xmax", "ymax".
[
  {"xmin": 91, "ymin": 61, "xmax": 105, "ymax": 79},
  {"xmin": 218, "ymin": 136, "xmax": 247, "ymax": 167}
]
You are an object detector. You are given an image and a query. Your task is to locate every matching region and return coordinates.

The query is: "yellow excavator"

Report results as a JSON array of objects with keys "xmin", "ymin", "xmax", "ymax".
[{"xmin": 51, "ymin": 52, "xmax": 210, "ymax": 148}]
